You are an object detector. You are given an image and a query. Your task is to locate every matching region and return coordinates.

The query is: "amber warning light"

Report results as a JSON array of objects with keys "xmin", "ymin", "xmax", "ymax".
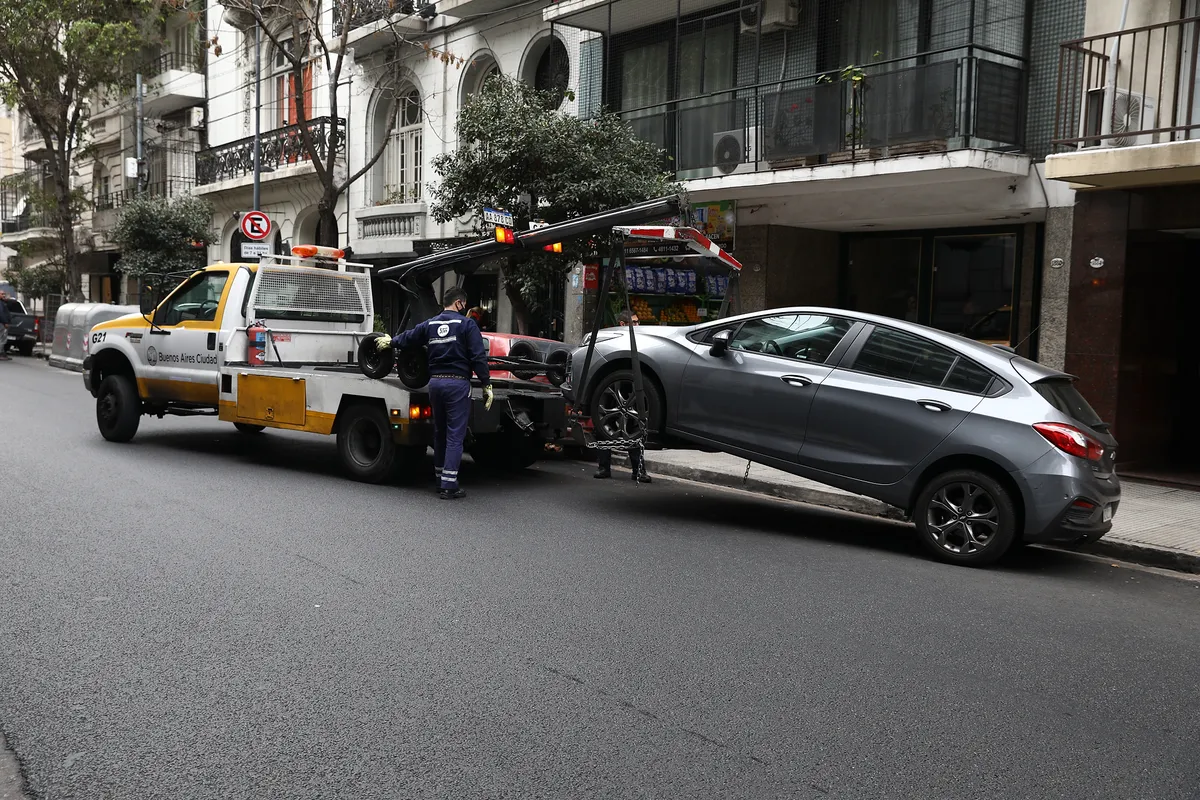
[
  {"xmin": 292, "ymin": 245, "xmax": 345, "ymax": 259},
  {"xmin": 494, "ymin": 227, "xmax": 516, "ymax": 245},
  {"xmin": 543, "ymin": 242, "xmax": 563, "ymax": 253}
]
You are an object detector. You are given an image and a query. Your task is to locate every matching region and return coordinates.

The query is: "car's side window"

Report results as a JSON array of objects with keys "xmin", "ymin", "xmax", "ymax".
[
  {"xmin": 851, "ymin": 327, "xmax": 958, "ymax": 386},
  {"xmin": 729, "ymin": 314, "xmax": 854, "ymax": 365},
  {"xmin": 157, "ymin": 272, "xmax": 229, "ymax": 326},
  {"xmin": 942, "ymin": 357, "xmax": 994, "ymax": 394}
]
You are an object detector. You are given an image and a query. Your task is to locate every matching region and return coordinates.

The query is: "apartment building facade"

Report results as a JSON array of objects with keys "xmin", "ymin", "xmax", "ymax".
[
  {"xmin": 1045, "ymin": 0, "xmax": 1200, "ymax": 482},
  {"xmin": 544, "ymin": 0, "xmax": 1086, "ymax": 361},
  {"xmin": 197, "ymin": 0, "xmax": 583, "ymax": 334}
]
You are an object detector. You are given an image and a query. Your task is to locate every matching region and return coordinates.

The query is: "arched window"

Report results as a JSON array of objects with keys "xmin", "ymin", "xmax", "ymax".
[
  {"xmin": 460, "ymin": 54, "xmax": 500, "ymax": 107},
  {"xmin": 381, "ymin": 87, "xmax": 423, "ymax": 204},
  {"xmin": 533, "ymin": 37, "xmax": 569, "ymax": 106}
]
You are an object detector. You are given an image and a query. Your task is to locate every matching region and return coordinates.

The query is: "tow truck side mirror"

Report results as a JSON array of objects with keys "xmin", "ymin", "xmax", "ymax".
[
  {"xmin": 710, "ymin": 329, "xmax": 732, "ymax": 357},
  {"xmin": 139, "ymin": 275, "xmax": 162, "ymax": 316}
]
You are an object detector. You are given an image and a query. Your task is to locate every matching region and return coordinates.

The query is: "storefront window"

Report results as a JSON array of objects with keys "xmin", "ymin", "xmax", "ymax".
[
  {"xmin": 845, "ymin": 237, "xmax": 922, "ymax": 322},
  {"xmin": 929, "ymin": 234, "xmax": 1016, "ymax": 343}
]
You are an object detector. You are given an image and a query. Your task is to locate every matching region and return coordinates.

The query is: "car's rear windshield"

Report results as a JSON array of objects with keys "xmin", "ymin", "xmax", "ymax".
[
  {"xmin": 1035, "ymin": 378, "xmax": 1104, "ymax": 428},
  {"xmin": 4, "ymin": 299, "xmax": 22, "ymax": 313}
]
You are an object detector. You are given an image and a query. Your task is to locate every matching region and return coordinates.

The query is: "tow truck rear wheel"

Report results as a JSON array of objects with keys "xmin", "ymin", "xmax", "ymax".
[
  {"xmin": 234, "ymin": 423, "xmax": 266, "ymax": 434},
  {"xmin": 337, "ymin": 403, "xmax": 395, "ymax": 483},
  {"xmin": 96, "ymin": 374, "xmax": 141, "ymax": 443}
]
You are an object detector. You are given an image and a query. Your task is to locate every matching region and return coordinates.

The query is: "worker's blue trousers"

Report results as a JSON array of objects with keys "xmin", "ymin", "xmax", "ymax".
[{"xmin": 429, "ymin": 377, "xmax": 472, "ymax": 490}]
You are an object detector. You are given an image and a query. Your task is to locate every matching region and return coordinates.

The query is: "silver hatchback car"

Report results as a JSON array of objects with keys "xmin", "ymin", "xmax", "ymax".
[{"xmin": 566, "ymin": 307, "xmax": 1120, "ymax": 566}]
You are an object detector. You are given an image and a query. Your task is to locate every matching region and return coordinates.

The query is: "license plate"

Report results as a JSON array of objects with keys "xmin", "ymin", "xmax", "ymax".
[{"xmin": 1102, "ymin": 505, "xmax": 1113, "ymax": 522}]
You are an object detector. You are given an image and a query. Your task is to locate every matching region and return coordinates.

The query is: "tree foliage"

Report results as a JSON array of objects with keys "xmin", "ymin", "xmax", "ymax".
[
  {"xmin": 431, "ymin": 74, "xmax": 679, "ymax": 332},
  {"xmin": 5, "ymin": 248, "xmax": 68, "ymax": 299},
  {"xmin": 111, "ymin": 194, "xmax": 213, "ymax": 277},
  {"xmin": 0, "ymin": 0, "xmax": 155, "ymax": 300}
]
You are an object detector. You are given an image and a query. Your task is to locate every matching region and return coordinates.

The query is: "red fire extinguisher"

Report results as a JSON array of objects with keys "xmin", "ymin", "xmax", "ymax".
[{"xmin": 247, "ymin": 322, "xmax": 267, "ymax": 366}]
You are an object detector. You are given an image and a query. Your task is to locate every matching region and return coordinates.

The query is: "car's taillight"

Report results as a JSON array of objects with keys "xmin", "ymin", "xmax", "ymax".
[
  {"xmin": 33, "ymin": 318, "xmax": 39, "ymax": 334},
  {"xmin": 1034, "ymin": 422, "xmax": 1104, "ymax": 462}
]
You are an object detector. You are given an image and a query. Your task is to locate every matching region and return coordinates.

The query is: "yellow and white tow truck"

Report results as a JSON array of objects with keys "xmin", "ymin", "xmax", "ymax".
[
  {"xmin": 81, "ymin": 245, "xmax": 569, "ymax": 481},
  {"xmin": 81, "ymin": 196, "xmax": 692, "ymax": 482}
]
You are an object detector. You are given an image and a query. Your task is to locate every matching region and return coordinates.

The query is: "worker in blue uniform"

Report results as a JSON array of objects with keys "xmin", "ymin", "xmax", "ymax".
[{"xmin": 378, "ymin": 287, "xmax": 493, "ymax": 500}]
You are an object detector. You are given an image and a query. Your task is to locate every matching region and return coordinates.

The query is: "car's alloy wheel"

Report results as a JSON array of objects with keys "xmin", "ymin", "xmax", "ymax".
[
  {"xmin": 914, "ymin": 468, "xmax": 1016, "ymax": 567},
  {"xmin": 597, "ymin": 378, "xmax": 643, "ymax": 439},
  {"xmin": 926, "ymin": 482, "xmax": 1000, "ymax": 555}
]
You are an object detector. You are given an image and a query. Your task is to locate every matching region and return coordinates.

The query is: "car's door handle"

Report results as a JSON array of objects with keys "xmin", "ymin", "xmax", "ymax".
[
  {"xmin": 781, "ymin": 375, "xmax": 813, "ymax": 387},
  {"xmin": 149, "ymin": 329, "xmax": 171, "ymax": 336},
  {"xmin": 917, "ymin": 399, "xmax": 952, "ymax": 412}
]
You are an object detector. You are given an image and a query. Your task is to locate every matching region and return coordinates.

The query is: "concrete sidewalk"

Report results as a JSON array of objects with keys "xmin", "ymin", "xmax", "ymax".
[{"xmin": 616, "ymin": 450, "xmax": 1200, "ymax": 572}]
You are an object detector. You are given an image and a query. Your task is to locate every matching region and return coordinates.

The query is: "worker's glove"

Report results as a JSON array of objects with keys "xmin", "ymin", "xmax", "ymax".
[
  {"xmin": 374, "ymin": 336, "xmax": 392, "ymax": 352},
  {"xmin": 483, "ymin": 385, "xmax": 494, "ymax": 411}
]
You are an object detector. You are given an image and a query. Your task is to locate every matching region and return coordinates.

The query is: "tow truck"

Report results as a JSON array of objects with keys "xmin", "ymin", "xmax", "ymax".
[{"xmin": 82, "ymin": 195, "xmax": 694, "ymax": 482}]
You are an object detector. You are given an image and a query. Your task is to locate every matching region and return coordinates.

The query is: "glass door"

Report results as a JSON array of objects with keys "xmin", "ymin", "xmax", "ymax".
[
  {"xmin": 845, "ymin": 237, "xmax": 922, "ymax": 322},
  {"xmin": 929, "ymin": 234, "xmax": 1017, "ymax": 345}
]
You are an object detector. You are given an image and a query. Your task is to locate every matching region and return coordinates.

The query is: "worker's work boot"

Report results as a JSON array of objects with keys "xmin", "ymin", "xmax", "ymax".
[
  {"xmin": 439, "ymin": 488, "xmax": 467, "ymax": 500},
  {"xmin": 631, "ymin": 453, "xmax": 652, "ymax": 484},
  {"xmin": 594, "ymin": 465, "xmax": 612, "ymax": 479}
]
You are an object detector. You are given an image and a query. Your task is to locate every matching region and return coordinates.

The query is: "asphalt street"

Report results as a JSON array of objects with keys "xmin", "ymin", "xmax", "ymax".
[{"xmin": 2, "ymin": 355, "xmax": 1200, "ymax": 800}]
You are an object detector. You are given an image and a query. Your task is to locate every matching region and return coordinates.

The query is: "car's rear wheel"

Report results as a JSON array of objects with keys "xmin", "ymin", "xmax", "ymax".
[
  {"xmin": 589, "ymin": 369, "xmax": 662, "ymax": 443},
  {"xmin": 17, "ymin": 342, "xmax": 33, "ymax": 357},
  {"xmin": 96, "ymin": 374, "xmax": 141, "ymax": 443},
  {"xmin": 914, "ymin": 469, "xmax": 1017, "ymax": 567},
  {"xmin": 337, "ymin": 403, "xmax": 395, "ymax": 483}
]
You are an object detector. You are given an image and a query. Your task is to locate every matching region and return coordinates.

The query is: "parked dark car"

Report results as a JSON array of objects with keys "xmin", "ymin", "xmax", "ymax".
[
  {"xmin": 3, "ymin": 298, "xmax": 39, "ymax": 357},
  {"xmin": 567, "ymin": 307, "xmax": 1120, "ymax": 566}
]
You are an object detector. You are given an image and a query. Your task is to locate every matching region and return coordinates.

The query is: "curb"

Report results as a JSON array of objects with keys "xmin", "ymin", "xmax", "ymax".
[{"xmin": 616, "ymin": 454, "xmax": 1200, "ymax": 575}]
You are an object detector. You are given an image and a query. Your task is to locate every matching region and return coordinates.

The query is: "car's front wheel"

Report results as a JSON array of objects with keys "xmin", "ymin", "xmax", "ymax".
[
  {"xmin": 589, "ymin": 368, "xmax": 662, "ymax": 444},
  {"xmin": 913, "ymin": 469, "xmax": 1017, "ymax": 567}
]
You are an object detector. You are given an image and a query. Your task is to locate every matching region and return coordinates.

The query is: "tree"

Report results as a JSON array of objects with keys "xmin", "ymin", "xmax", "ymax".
[
  {"xmin": 5, "ymin": 247, "xmax": 68, "ymax": 299},
  {"xmin": 0, "ymin": 0, "xmax": 154, "ymax": 301},
  {"xmin": 219, "ymin": 0, "xmax": 459, "ymax": 247},
  {"xmin": 111, "ymin": 194, "xmax": 214, "ymax": 277},
  {"xmin": 430, "ymin": 74, "xmax": 679, "ymax": 334}
]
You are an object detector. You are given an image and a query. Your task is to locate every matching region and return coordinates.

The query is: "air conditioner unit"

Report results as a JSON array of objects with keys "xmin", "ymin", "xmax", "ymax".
[
  {"xmin": 1081, "ymin": 88, "xmax": 1157, "ymax": 148},
  {"xmin": 186, "ymin": 107, "xmax": 205, "ymax": 131},
  {"xmin": 711, "ymin": 128, "xmax": 759, "ymax": 176},
  {"xmin": 741, "ymin": 0, "xmax": 800, "ymax": 34}
]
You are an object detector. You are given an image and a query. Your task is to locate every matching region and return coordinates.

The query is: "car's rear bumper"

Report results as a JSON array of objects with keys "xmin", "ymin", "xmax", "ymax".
[{"xmin": 1016, "ymin": 450, "xmax": 1121, "ymax": 544}]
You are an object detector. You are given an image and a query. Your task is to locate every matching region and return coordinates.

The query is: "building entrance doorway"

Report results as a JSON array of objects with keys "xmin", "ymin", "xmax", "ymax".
[{"xmin": 1116, "ymin": 232, "xmax": 1200, "ymax": 486}]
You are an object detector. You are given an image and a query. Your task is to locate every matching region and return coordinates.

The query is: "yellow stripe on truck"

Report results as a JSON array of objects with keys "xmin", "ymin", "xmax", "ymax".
[
  {"xmin": 138, "ymin": 378, "xmax": 219, "ymax": 405},
  {"xmin": 217, "ymin": 401, "xmax": 336, "ymax": 435}
]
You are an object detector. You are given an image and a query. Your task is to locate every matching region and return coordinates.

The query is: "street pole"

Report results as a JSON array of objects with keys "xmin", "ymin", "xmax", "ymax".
[
  {"xmin": 252, "ymin": 0, "xmax": 262, "ymax": 212},
  {"xmin": 135, "ymin": 73, "xmax": 144, "ymax": 196}
]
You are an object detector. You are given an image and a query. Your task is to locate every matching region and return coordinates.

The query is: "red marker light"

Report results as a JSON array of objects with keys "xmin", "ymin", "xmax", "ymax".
[
  {"xmin": 494, "ymin": 227, "xmax": 516, "ymax": 245},
  {"xmin": 543, "ymin": 242, "xmax": 563, "ymax": 253}
]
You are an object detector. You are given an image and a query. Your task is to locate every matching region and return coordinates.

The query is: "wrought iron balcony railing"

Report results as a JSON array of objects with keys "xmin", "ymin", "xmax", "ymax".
[
  {"xmin": 93, "ymin": 180, "xmax": 196, "ymax": 212},
  {"xmin": 333, "ymin": 0, "xmax": 415, "ymax": 31},
  {"xmin": 1052, "ymin": 15, "xmax": 1200, "ymax": 150},
  {"xmin": 142, "ymin": 50, "xmax": 202, "ymax": 76},
  {"xmin": 612, "ymin": 48, "xmax": 1025, "ymax": 179},
  {"xmin": 195, "ymin": 117, "xmax": 346, "ymax": 186}
]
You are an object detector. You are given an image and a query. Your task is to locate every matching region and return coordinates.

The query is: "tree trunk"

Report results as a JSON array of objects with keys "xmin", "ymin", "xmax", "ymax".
[
  {"xmin": 52, "ymin": 156, "xmax": 82, "ymax": 302},
  {"xmin": 503, "ymin": 278, "xmax": 534, "ymax": 335},
  {"xmin": 316, "ymin": 197, "xmax": 339, "ymax": 247}
]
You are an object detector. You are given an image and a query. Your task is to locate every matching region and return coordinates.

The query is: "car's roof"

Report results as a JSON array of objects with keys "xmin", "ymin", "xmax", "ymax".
[{"xmin": 690, "ymin": 305, "xmax": 1070, "ymax": 381}]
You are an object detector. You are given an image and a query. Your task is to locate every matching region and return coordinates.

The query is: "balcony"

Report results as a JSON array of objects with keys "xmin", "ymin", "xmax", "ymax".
[
  {"xmin": 618, "ymin": 52, "xmax": 1025, "ymax": 185},
  {"xmin": 353, "ymin": 202, "xmax": 426, "ymax": 256},
  {"xmin": 1047, "ymin": 14, "xmax": 1200, "ymax": 189},
  {"xmin": 0, "ymin": 169, "xmax": 57, "ymax": 246},
  {"xmin": 545, "ymin": 0, "xmax": 726, "ymax": 34},
  {"xmin": 332, "ymin": 0, "xmax": 426, "ymax": 54},
  {"xmin": 195, "ymin": 117, "xmax": 346, "ymax": 191},
  {"xmin": 18, "ymin": 118, "xmax": 49, "ymax": 161},
  {"xmin": 140, "ymin": 51, "xmax": 205, "ymax": 116}
]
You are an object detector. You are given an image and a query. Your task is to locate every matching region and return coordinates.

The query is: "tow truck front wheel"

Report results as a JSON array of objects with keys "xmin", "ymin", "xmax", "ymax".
[
  {"xmin": 96, "ymin": 374, "xmax": 141, "ymax": 443},
  {"xmin": 337, "ymin": 403, "xmax": 395, "ymax": 483}
]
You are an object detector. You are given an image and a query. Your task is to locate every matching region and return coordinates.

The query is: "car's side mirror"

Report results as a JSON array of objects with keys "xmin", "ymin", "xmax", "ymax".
[
  {"xmin": 139, "ymin": 275, "xmax": 162, "ymax": 316},
  {"xmin": 710, "ymin": 329, "xmax": 732, "ymax": 357}
]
